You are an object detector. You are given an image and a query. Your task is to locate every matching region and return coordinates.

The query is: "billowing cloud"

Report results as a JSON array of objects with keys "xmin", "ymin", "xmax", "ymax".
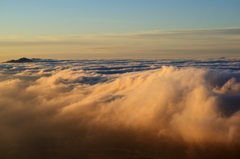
[{"xmin": 0, "ymin": 59, "xmax": 240, "ymax": 158}]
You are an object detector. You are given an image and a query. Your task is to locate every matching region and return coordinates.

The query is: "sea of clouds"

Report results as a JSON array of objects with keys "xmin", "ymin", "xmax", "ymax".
[{"xmin": 0, "ymin": 58, "xmax": 240, "ymax": 159}]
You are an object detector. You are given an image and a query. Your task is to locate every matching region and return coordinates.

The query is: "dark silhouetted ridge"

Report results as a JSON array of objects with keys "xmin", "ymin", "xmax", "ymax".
[{"xmin": 5, "ymin": 57, "xmax": 33, "ymax": 63}]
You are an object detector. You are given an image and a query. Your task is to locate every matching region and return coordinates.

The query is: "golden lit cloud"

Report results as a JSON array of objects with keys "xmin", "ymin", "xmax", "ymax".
[{"xmin": 1, "ymin": 64, "xmax": 240, "ymax": 158}]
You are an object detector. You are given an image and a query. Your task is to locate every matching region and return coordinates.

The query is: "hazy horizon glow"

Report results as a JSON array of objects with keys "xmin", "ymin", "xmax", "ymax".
[{"xmin": 1, "ymin": 27, "xmax": 240, "ymax": 61}]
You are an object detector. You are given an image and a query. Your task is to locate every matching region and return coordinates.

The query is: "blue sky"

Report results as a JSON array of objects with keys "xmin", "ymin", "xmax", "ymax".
[
  {"xmin": 0, "ymin": 0, "xmax": 240, "ymax": 60},
  {"xmin": 1, "ymin": 0, "xmax": 240, "ymax": 36}
]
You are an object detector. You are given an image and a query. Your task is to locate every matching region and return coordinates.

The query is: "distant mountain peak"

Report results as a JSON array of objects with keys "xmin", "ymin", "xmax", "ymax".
[{"xmin": 5, "ymin": 57, "xmax": 33, "ymax": 63}]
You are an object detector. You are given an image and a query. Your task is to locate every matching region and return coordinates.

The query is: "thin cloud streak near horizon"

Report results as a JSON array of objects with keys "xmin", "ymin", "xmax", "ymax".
[{"xmin": 1, "ymin": 27, "xmax": 240, "ymax": 60}]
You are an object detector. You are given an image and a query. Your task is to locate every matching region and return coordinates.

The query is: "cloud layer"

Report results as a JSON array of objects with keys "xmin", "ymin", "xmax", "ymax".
[
  {"xmin": 1, "ymin": 59, "xmax": 240, "ymax": 158},
  {"xmin": 1, "ymin": 27, "xmax": 240, "ymax": 60}
]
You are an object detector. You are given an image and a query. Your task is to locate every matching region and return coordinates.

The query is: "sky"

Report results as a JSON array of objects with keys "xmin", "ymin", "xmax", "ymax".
[{"xmin": 0, "ymin": 0, "xmax": 240, "ymax": 60}]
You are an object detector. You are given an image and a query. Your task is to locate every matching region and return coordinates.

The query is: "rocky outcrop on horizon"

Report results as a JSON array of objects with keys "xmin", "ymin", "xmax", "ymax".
[{"xmin": 5, "ymin": 57, "xmax": 33, "ymax": 63}]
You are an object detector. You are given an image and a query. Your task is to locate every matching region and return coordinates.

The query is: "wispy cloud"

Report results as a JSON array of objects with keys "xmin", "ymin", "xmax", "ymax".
[
  {"xmin": 1, "ymin": 27, "xmax": 240, "ymax": 44},
  {"xmin": 1, "ymin": 27, "xmax": 240, "ymax": 59}
]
